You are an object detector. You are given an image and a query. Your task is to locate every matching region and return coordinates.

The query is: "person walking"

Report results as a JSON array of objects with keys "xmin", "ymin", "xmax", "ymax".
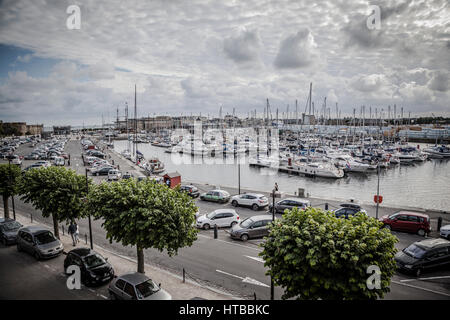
[
  {"xmin": 74, "ymin": 222, "xmax": 80, "ymax": 244},
  {"xmin": 68, "ymin": 221, "xmax": 77, "ymax": 246}
]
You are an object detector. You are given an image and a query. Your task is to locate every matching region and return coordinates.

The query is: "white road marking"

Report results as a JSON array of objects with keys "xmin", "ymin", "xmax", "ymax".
[
  {"xmin": 400, "ymin": 275, "xmax": 450, "ymax": 282},
  {"xmin": 216, "ymin": 269, "xmax": 269, "ymax": 288},
  {"xmin": 197, "ymin": 234, "xmax": 261, "ymax": 252},
  {"xmin": 99, "ymin": 294, "xmax": 108, "ymax": 299},
  {"xmin": 244, "ymin": 255, "xmax": 265, "ymax": 263},
  {"xmin": 392, "ymin": 280, "xmax": 450, "ymax": 297}
]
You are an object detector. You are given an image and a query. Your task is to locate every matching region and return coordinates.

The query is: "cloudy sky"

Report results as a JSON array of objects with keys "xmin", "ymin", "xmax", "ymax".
[{"xmin": 0, "ymin": 0, "xmax": 449, "ymax": 126}]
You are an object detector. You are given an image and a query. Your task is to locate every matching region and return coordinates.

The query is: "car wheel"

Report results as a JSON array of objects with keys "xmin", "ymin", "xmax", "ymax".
[
  {"xmin": 415, "ymin": 268, "xmax": 423, "ymax": 277},
  {"xmin": 417, "ymin": 229, "xmax": 426, "ymax": 237},
  {"xmin": 230, "ymin": 221, "xmax": 237, "ymax": 227},
  {"xmin": 241, "ymin": 234, "xmax": 249, "ymax": 242},
  {"xmin": 203, "ymin": 224, "xmax": 210, "ymax": 230},
  {"xmin": 17, "ymin": 244, "xmax": 22, "ymax": 252},
  {"xmin": 109, "ymin": 292, "xmax": 117, "ymax": 300},
  {"xmin": 34, "ymin": 251, "xmax": 40, "ymax": 260},
  {"xmin": 1, "ymin": 237, "xmax": 7, "ymax": 246},
  {"xmin": 231, "ymin": 200, "xmax": 238, "ymax": 207},
  {"xmin": 252, "ymin": 204, "xmax": 259, "ymax": 211}
]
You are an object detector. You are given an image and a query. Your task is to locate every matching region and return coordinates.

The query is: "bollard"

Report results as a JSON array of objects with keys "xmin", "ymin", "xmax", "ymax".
[
  {"xmin": 325, "ymin": 203, "xmax": 329, "ymax": 211},
  {"xmin": 62, "ymin": 225, "xmax": 65, "ymax": 235},
  {"xmin": 437, "ymin": 217, "xmax": 442, "ymax": 232},
  {"xmin": 183, "ymin": 268, "xmax": 185, "ymax": 283},
  {"xmin": 214, "ymin": 224, "xmax": 218, "ymax": 239},
  {"xmin": 254, "ymin": 292, "xmax": 257, "ymax": 300},
  {"xmin": 30, "ymin": 214, "xmax": 33, "ymax": 223},
  {"xmin": 85, "ymin": 234, "xmax": 88, "ymax": 244}
]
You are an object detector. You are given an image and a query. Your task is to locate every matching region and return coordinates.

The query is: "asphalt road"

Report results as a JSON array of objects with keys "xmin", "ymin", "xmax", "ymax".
[
  {"xmin": 0, "ymin": 243, "xmax": 108, "ymax": 300},
  {"xmin": 2, "ymin": 137, "xmax": 449, "ymax": 300}
]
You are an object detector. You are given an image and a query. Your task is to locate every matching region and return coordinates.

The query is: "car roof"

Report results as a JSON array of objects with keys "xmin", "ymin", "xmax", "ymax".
[
  {"xmin": 393, "ymin": 211, "xmax": 429, "ymax": 218},
  {"xmin": 0, "ymin": 218, "xmax": 15, "ymax": 224},
  {"xmin": 247, "ymin": 215, "xmax": 272, "ymax": 222},
  {"xmin": 213, "ymin": 209, "xmax": 237, "ymax": 214},
  {"xmin": 416, "ymin": 238, "xmax": 450, "ymax": 250},
  {"xmin": 340, "ymin": 203, "xmax": 361, "ymax": 209},
  {"xmin": 241, "ymin": 193, "xmax": 264, "ymax": 197},
  {"xmin": 20, "ymin": 225, "xmax": 51, "ymax": 234},
  {"xmin": 118, "ymin": 272, "xmax": 150, "ymax": 285},
  {"xmin": 69, "ymin": 248, "xmax": 95, "ymax": 257},
  {"xmin": 282, "ymin": 197, "xmax": 310, "ymax": 203}
]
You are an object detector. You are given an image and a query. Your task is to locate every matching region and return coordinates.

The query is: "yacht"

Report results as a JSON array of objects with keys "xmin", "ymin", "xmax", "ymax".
[
  {"xmin": 423, "ymin": 145, "xmax": 450, "ymax": 158},
  {"xmin": 292, "ymin": 160, "xmax": 345, "ymax": 179}
]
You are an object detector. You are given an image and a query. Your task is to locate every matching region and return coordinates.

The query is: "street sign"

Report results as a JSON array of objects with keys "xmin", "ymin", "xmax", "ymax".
[{"xmin": 374, "ymin": 195, "xmax": 383, "ymax": 204}]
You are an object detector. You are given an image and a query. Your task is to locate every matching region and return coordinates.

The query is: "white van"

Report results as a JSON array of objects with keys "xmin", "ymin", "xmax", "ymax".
[{"xmin": 53, "ymin": 157, "xmax": 65, "ymax": 166}]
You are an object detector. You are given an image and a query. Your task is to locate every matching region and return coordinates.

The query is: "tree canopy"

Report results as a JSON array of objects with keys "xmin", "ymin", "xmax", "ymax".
[
  {"xmin": 87, "ymin": 179, "xmax": 198, "ymax": 272},
  {"xmin": 0, "ymin": 163, "xmax": 22, "ymax": 219},
  {"xmin": 260, "ymin": 207, "xmax": 398, "ymax": 300},
  {"xmin": 19, "ymin": 166, "xmax": 91, "ymax": 238}
]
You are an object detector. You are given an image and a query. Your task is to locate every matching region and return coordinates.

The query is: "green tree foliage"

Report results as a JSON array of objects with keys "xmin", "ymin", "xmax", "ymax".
[
  {"xmin": 0, "ymin": 164, "xmax": 22, "ymax": 219},
  {"xmin": 19, "ymin": 166, "xmax": 91, "ymax": 239},
  {"xmin": 260, "ymin": 207, "xmax": 398, "ymax": 300},
  {"xmin": 87, "ymin": 179, "xmax": 198, "ymax": 273}
]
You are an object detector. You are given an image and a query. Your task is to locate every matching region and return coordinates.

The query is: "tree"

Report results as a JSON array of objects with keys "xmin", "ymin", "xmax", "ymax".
[
  {"xmin": 0, "ymin": 164, "xmax": 22, "ymax": 219},
  {"xmin": 19, "ymin": 166, "xmax": 90, "ymax": 239},
  {"xmin": 87, "ymin": 179, "xmax": 198, "ymax": 273},
  {"xmin": 260, "ymin": 207, "xmax": 398, "ymax": 300}
]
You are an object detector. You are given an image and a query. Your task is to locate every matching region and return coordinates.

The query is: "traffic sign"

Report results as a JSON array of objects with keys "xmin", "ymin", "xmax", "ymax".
[{"xmin": 374, "ymin": 195, "xmax": 383, "ymax": 204}]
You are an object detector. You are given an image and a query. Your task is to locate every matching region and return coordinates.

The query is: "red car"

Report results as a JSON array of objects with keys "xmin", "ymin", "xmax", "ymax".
[{"xmin": 379, "ymin": 211, "xmax": 431, "ymax": 236}]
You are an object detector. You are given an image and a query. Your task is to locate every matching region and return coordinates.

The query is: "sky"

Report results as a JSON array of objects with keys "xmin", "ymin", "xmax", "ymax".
[{"xmin": 0, "ymin": 0, "xmax": 449, "ymax": 126}]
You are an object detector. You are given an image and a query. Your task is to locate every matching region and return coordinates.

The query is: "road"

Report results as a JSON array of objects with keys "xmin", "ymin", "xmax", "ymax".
[
  {"xmin": 0, "ymin": 244, "xmax": 108, "ymax": 300},
  {"xmin": 1, "ymin": 136, "xmax": 449, "ymax": 300}
]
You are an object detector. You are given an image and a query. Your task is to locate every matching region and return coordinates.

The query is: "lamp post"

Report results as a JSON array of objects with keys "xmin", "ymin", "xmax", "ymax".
[
  {"xmin": 85, "ymin": 168, "xmax": 93, "ymax": 249},
  {"xmin": 8, "ymin": 158, "xmax": 16, "ymax": 220},
  {"xmin": 270, "ymin": 182, "xmax": 278, "ymax": 300},
  {"xmin": 376, "ymin": 162, "xmax": 380, "ymax": 219}
]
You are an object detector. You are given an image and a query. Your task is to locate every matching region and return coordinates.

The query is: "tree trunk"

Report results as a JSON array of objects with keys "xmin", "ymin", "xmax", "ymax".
[
  {"xmin": 137, "ymin": 246, "xmax": 145, "ymax": 274},
  {"xmin": 2, "ymin": 194, "xmax": 9, "ymax": 219},
  {"xmin": 52, "ymin": 214, "xmax": 60, "ymax": 239}
]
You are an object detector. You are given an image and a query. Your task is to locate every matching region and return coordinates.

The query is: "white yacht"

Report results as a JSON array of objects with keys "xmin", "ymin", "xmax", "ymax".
[{"xmin": 292, "ymin": 160, "xmax": 344, "ymax": 178}]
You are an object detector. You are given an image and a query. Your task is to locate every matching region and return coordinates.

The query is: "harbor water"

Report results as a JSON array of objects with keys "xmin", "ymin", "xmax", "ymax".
[{"xmin": 114, "ymin": 140, "xmax": 450, "ymax": 211}]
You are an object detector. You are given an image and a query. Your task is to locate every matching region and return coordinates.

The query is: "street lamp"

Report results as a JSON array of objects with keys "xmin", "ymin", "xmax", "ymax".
[
  {"xmin": 376, "ymin": 162, "xmax": 380, "ymax": 220},
  {"xmin": 8, "ymin": 158, "xmax": 16, "ymax": 220},
  {"xmin": 270, "ymin": 182, "xmax": 278, "ymax": 300},
  {"xmin": 85, "ymin": 168, "xmax": 94, "ymax": 249}
]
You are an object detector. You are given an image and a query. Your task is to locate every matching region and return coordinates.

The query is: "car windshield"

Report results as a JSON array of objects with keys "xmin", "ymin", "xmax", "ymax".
[
  {"xmin": 206, "ymin": 211, "xmax": 216, "ymax": 219},
  {"xmin": 34, "ymin": 231, "xmax": 56, "ymax": 245},
  {"xmin": 2, "ymin": 221, "xmax": 22, "ymax": 231},
  {"xmin": 389, "ymin": 213, "xmax": 400, "ymax": 220},
  {"xmin": 240, "ymin": 218, "xmax": 254, "ymax": 228},
  {"xmin": 83, "ymin": 254, "xmax": 106, "ymax": 268},
  {"xmin": 403, "ymin": 244, "xmax": 427, "ymax": 259},
  {"xmin": 135, "ymin": 279, "xmax": 160, "ymax": 298}
]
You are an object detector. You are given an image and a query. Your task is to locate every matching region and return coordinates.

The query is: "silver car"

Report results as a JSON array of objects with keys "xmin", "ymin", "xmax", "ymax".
[
  {"xmin": 16, "ymin": 226, "xmax": 63, "ymax": 260},
  {"xmin": 108, "ymin": 273, "xmax": 172, "ymax": 300}
]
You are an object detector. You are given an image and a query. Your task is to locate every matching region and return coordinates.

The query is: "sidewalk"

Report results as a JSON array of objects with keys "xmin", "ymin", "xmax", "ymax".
[{"xmin": 4, "ymin": 208, "xmax": 238, "ymax": 300}]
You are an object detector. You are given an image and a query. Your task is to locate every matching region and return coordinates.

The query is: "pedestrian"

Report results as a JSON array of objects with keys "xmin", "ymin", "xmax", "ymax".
[
  {"xmin": 68, "ymin": 221, "xmax": 77, "ymax": 246},
  {"xmin": 274, "ymin": 182, "xmax": 279, "ymax": 191},
  {"xmin": 74, "ymin": 222, "xmax": 80, "ymax": 244}
]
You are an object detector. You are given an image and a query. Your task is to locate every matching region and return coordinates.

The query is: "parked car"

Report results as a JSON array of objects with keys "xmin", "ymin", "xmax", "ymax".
[
  {"xmin": 107, "ymin": 169, "xmax": 122, "ymax": 181},
  {"xmin": 53, "ymin": 156, "xmax": 65, "ymax": 166},
  {"xmin": 229, "ymin": 215, "xmax": 272, "ymax": 241},
  {"xmin": 16, "ymin": 226, "xmax": 63, "ymax": 260},
  {"xmin": 0, "ymin": 218, "xmax": 23, "ymax": 245},
  {"xmin": 108, "ymin": 272, "xmax": 171, "ymax": 300},
  {"xmin": 231, "ymin": 193, "xmax": 269, "ymax": 211},
  {"xmin": 10, "ymin": 155, "xmax": 22, "ymax": 165},
  {"xmin": 379, "ymin": 211, "xmax": 431, "ymax": 236},
  {"xmin": 334, "ymin": 203, "xmax": 367, "ymax": 219},
  {"xmin": 34, "ymin": 160, "xmax": 51, "ymax": 167},
  {"xmin": 199, "ymin": 189, "xmax": 230, "ymax": 203},
  {"xmin": 23, "ymin": 163, "xmax": 45, "ymax": 172},
  {"xmin": 64, "ymin": 248, "xmax": 114, "ymax": 286},
  {"xmin": 440, "ymin": 225, "xmax": 450, "ymax": 240},
  {"xmin": 268, "ymin": 198, "xmax": 310, "ymax": 214},
  {"xmin": 196, "ymin": 209, "xmax": 239, "ymax": 230},
  {"xmin": 24, "ymin": 153, "xmax": 39, "ymax": 160},
  {"xmin": 180, "ymin": 185, "xmax": 200, "ymax": 198},
  {"xmin": 395, "ymin": 238, "xmax": 450, "ymax": 277},
  {"xmin": 92, "ymin": 166, "xmax": 115, "ymax": 176},
  {"xmin": 122, "ymin": 172, "xmax": 134, "ymax": 180}
]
